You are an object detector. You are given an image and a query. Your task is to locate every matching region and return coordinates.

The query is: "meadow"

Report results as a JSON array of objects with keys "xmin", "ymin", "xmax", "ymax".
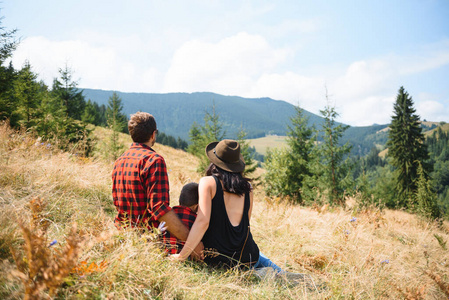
[
  {"xmin": 1, "ymin": 121, "xmax": 448, "ymax": 299},
  {"xmin": 247, "ymin": 135, "xmax": 288, "ymax": 156}
]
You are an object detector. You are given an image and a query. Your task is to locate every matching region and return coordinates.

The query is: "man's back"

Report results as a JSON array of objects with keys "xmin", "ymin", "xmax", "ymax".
[{"xmin": 112, "ymin": 142, "xmax": 171, "ymax": 230}]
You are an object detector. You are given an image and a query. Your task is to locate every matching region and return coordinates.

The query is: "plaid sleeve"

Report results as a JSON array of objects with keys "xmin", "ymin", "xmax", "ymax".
[
  {"xmin": 161, "ymin": 206, "xmax": 197, "ymax": 254},
  {"xmin": 143, "ymin": 155, "xmax": 171, "ymax": 220},
  {"xmin": 174, "ymin": 206, "xmax": 196, "ymax": 229}
]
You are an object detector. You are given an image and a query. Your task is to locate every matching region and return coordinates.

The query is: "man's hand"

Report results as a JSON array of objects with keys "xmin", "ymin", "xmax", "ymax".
[
  {"xmin": 157, "ymin": 221, "xmax": 167, "ymax": 234},
  {"xmin": 189, "ymin": 241, "xmax": 204, "ymax": 261},
  {"xmin": 159, "ymin": 210, "xmax": 190, "ymax": 241}
]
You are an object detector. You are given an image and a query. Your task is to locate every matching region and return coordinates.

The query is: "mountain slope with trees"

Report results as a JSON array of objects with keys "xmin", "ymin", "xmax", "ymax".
[
  {"xmin": 82, "ymin": 88, "xmax": 390, "ymax": 155},
  {"xmin": 83, "ymin": 88, "xmax": 324, "ymax": 140}
]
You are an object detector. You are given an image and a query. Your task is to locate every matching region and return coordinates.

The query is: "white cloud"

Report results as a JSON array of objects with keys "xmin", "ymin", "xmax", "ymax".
[
  {"xmin": 400, "ymin": 40, "xmax": 449, "ymax": 75},
  {"xmin": 163, "ymin": 32, "xmax": 290, "ymax": 95},
  {"xmin": 339, "ymin": 96, "xmax": 395, "ymax": 126},
  {"xmin": 246, "ymin": 72, "xmax": 325, "ymax": 111},
  {"xmin": 416, "ymin": 98, "xmax": 449, "ymax": 123},
  {"xmin": 10, "ymin": 33, "xmax": 449, "ymax": 126},
  {"xmin": 11, "ymin": 36, "xmax": 160, "ymax": 92}
]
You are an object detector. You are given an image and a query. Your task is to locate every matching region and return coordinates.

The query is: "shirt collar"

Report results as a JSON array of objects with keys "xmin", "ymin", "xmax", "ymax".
[{"xmin": 131, "ymin": 142, "xmax": 154, "ymax": 152}]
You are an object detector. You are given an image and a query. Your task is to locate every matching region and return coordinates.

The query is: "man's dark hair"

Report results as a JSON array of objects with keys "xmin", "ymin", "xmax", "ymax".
[
  {"xmin": 206, "ymin": 163, "xmax": 251, "ymax": 196},
  {"xmin": 179, "ymin": 182, "xmax": 199, "ymax": 207},
  {"xmin": 128, "ymin": 112, "xmax": 157, "ymax": 143}
]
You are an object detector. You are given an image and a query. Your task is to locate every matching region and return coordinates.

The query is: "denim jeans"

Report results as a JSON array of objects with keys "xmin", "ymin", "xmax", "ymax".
[{"xmin": 253, "ymin": 252, "xmax": 284, "ymax": 274}]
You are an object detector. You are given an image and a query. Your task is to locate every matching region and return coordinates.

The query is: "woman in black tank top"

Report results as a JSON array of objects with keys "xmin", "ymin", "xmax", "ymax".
[
  {"xmin": 201, "ymin": 167, "xmax": 259, "ymax": 268},
  {"xmin": 171, "ymin": 139, "xmax": 286, "ymax": 273},
  {"xmin": 170, "ymin": 139, "xmax": 260, "ymax": 267}
]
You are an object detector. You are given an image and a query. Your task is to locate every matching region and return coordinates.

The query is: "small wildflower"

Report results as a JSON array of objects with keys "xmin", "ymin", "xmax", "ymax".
[
  {"xmin": 380, "ymin": 259, "xmax": 389, "ymax": 264},
  {"xmin": 40, "ymin": 142, "xmax": 44, "ymax": 146},
  {"xmin": 49, "ymin": 240, "xmax": 57, "ymax": 247},
  {"xmin": 46, "ymin": 143, "xmax": 51, "ymax": 148},
  {"xmin": 350, "ymin": 217, "xmax": 357, "ymax": 222},
  {"xmin": 344, "ymin": 230, "xmax": 350, "ymax": 235}
]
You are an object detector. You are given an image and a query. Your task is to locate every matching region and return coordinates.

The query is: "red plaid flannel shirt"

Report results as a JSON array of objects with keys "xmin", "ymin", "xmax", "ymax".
[
  {"xmin": 162, "ymin": 206, "xmax": 197, "ymax": 254},
  {"xmin": 112, "ymin": 143, "xmax": 171, "ymax": 230}
]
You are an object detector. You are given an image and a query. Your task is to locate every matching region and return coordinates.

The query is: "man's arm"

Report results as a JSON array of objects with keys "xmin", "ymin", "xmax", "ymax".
[
  {"xmin": 159, "ymin": 210, "xmax": 189, "ymax": 241},
  {"xmin": 145, "ymin": 156, "xmax": 204, "ymax": 259},
  {"xmin": 171, "ymin": 176, "xmax": 214, "ymax": 261},
  {"xmin": 159, "ymin": 210, "xmax": 204, "ymax": 260}
]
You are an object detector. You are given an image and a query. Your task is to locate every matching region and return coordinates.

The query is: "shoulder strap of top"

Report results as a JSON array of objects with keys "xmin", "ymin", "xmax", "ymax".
[
  {"xmin": 243, "ymin": 190, "xmax": 250, "ymax": 214},
  {"xmin": 212, "ymin": 175, "xmax": 222, "ymax": 195}
]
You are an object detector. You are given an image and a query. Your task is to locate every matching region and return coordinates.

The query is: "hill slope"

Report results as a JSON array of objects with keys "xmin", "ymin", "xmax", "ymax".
[
  {"xmin": 83, "ymin": 89, "xmax": 324, "ymax": 140},
  {"xmin": 1, "ymin": 123, "xmax": 449, "ymax": 299},
  {"xmin": 83, "ymin": 88, "xmax": 392, "ymax": 155}
]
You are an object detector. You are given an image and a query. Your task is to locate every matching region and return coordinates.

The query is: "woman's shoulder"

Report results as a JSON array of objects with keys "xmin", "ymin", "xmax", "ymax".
[{"xmin": 199, "ymin": 175, "xmax": 216, "ymax": 186}]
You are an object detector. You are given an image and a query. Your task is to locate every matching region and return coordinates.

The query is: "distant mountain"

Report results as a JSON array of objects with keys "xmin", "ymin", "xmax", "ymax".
[
  {"xmin": 83, "ymin": 88, "xmax": 390, "ymax": 155},
  {"xmin": 83, "ymin": 89, "xmax": 324, "ymax": 140}
]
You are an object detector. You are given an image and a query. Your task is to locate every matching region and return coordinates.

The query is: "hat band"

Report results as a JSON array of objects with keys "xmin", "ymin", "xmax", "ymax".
[{"xmin": 213, "ymin": 148, "xmax": 239, "ymax": 164}]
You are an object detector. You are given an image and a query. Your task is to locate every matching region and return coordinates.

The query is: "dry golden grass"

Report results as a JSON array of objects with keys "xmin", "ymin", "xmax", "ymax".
[
  {"xmin": 1, "ymin": 121, "xmax": 448, "ymax": 299},
  {"xmin": 247, "ymin": 135, "xmax": 288, "ymax": 155}
]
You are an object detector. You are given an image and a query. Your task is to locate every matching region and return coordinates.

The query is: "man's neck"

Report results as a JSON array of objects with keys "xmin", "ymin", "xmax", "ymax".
[{"xmin": 143, "ymin": 139, "xmax": 154, "ymax": 148}]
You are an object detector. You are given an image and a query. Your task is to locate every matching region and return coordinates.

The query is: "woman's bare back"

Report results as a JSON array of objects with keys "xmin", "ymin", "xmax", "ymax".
[{"xmin": 223, "ymin": 190, "xmax": 245, "ymax": 226}]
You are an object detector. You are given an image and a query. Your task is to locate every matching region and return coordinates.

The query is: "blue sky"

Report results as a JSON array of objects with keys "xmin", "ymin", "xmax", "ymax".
[{"xmin": 3, "ymin": 0, "xmax": 449, "ymax": 125}]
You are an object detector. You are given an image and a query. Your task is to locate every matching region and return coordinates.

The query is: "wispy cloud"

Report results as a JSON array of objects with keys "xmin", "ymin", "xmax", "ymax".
[{"xmin": 10, "ymin": 32, "xmax": 449, "ymax": 126}]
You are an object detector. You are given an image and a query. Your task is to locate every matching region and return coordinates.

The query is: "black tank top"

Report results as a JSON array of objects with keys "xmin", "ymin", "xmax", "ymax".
[{"xmin": 202, "ymin": 176, "xmax": 259, "ymax": 269}]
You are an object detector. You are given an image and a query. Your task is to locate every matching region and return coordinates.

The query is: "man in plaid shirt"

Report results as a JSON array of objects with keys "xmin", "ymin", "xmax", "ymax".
[
  {"xmin": 112, "ymin": 112, "xmax": 203, "ymax": 259},
  {"xmin": 162, "ymin": 183, "xmax": 198, "ymax": 254}
]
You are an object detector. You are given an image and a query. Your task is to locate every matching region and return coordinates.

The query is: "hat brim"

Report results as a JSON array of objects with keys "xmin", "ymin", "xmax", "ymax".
[{"xmin": 205, "ymin": 141, "xmax": 245, "ymax": 173}]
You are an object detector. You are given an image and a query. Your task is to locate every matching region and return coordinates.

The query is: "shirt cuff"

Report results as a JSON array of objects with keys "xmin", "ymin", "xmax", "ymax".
[{"xmin": 150, "ymin": 203, "xmax": 172, "ymax": 220}]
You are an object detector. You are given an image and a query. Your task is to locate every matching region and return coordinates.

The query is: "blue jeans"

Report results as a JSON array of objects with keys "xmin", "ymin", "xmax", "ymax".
[{"xmin": 253, "ymin": 252, "xmax": 284, "ymax": 274}]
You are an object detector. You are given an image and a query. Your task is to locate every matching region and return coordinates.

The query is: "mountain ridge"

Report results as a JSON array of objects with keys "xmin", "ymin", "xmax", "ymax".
[{"xmin": 82, "ymin": 88, "xmax": 389, "ymax": 155}]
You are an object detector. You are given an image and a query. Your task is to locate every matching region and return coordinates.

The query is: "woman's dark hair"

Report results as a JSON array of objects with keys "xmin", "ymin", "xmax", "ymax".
[{"xmin": 206, "ymin": 163, "xmax": 252, "ymax": 196}]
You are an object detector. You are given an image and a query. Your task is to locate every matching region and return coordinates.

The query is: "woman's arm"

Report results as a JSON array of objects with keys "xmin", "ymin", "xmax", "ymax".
[{"xmin": 171, "ymin": 176, "xmax": 215, "ymax": 261}]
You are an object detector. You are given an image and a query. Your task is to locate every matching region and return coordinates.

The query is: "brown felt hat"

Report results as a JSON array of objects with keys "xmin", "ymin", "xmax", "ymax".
[{"xmin": 205, "ymin": 139, "xmax": 245, "ymax": 173}]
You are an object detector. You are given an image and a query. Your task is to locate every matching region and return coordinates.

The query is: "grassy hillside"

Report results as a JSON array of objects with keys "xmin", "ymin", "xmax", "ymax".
[
  {"xmin": 1, "ymin": 122, "xmax": 449, "ymax": 299},
  {"xmin": 425, "ymin": 122, "xmax": 449, "ymax": 137},
  {"xmin": 248, "ymin": 135, "xmax": 288, "ymax": 155}
]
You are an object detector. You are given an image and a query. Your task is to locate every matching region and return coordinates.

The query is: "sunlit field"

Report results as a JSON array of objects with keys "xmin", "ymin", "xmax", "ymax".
[
  {"xmin": 248, "ymin": 135, "xmax": 288, "ymax": 156},
  {"xmin": 1, "ymin": 122, "xmax": 448, "ymax": 299}
]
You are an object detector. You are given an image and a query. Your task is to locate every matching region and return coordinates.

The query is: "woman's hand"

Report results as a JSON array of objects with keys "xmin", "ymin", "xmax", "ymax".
[{"xmin": 169, "ymin": 253, "xmax": 187, "ymax": 262}]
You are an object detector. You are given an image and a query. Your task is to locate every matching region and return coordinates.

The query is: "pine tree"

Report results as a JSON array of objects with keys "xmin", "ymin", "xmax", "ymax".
[
  {"xmin": 0, "ymin": 21, "xmax": 18, "ymax": 123},
  {"xmin": 81, "ymin": 99, "xmax": 100, "ymax": 125},
  {"xmin": 317, "ymin": 100, "xmax": 352, "ymax": 206},
  {"xmin": 96, "ymin": 103, "xmax": 107, "ymax": 127},
  {"xmin": 264, "ymin": 147, "xmax": 291, "ymax": 199},
  {"xmin": 387, "ymin": 86, "xmax": 429, "ymax": 208},
  {"xmin": 187, "ymin": 103, "xmax": 226, "ymax": 173},
  {"xmin": 263, "ymin": 105, "xmax": 316, "ymax": 203},
  {"xmin": 34, "ymin": 87, "xmax": 66, "ymax": 141},
  {"xmin": 0, "ymin": 21, "xmax": 17, "ymax": 64},
  {"xmin": 51, "ymin": 65, "xmax": 86, "ymax": 120},
  {"xmin": 285, "ymin": 105, "xmax": 315, "ymax": 202},
  {"xmin": 0, "ymin": 61, "xmax": 18, "ymax": 124},
  {"xmin": 415, "ymin": 162, "xmax": 441, "ymax": 220},
  {"xmin": 203, "ymin": 103, "xmax": 225, "ymax": 142},
  {"xmin": 13, "ymin": 62, "xmax": 41, "ymax": 127},
  {"xmin": 237, "ymin": 128, "xmax": 258, "ymax": 177},
  {"xmin": 106, "ymin": 92, "xmax": 127, "ymax": 160}
]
